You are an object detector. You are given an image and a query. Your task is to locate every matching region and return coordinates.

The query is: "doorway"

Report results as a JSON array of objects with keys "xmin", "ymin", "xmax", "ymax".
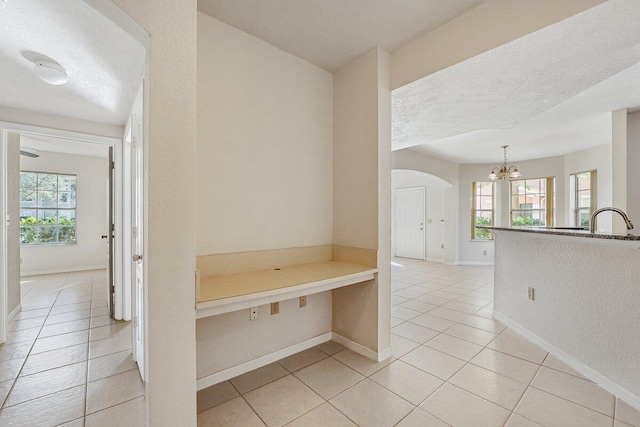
[{"xmin": 394, "ymin": 187, "xmax": 426, "ymax": 260}]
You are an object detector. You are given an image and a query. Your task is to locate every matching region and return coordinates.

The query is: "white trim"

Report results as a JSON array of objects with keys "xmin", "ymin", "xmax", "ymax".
[
  {"xmin": 196, "ymin": 332, "xmax": 332, "ymax": 391},
  {"xmin": 425, "ymin": 257, "xmax": 444, "ymax": 263},
  {"xmin": 457, "ymin": 261, "xmax": 494, "ymax": 266},
  {"xmin": 0, "ymin": 121, "xmax": 118, "ymax": 146},
  {"xmin": 20, "ymin": 265, "xmax": 107, "ymax": 277},
  {"xmin": 493, "ymin": 311, "xmax": 640, "ymax": 411},
  {"xmin": 331, "ymin": 332, "xmax": 392, "ymax": 362},
  {"xmin": 0, "ymin": 133, "xmax": 6, "ymax": 343},
  {"xmin": 7, "ymin": 304, "xmax": 20, "ymax": 322}
]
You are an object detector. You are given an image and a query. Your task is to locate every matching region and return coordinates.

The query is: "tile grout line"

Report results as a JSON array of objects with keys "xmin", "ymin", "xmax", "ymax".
[
  {"xmin": 0, "ymin": 272, "xmax": 68, "ymax": 411},
  {"xmin": 504, "ymin": 352, "xmax": 549, "ymax": 426}
]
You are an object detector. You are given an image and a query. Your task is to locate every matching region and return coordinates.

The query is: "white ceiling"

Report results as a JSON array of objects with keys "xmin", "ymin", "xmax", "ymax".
[
  {"xmin": 394, "ymin": 0, "xmax": 640, "ymax": 163},
  {"xmin": 20, "ymin": 135, "xmax": 109, "ymax": 158},
  {"xmin": 0, "ymin": 0, "xmax": 146, "ymax": 125},
  {"xmin": 197, "ymin": 0, "xmax": 490, "ymax": 73}
]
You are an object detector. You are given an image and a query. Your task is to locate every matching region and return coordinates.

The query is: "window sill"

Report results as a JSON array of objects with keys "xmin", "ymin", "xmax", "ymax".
[{"xmin": 21, "ymin": 242, "xmax": 77, "ymax": 247}]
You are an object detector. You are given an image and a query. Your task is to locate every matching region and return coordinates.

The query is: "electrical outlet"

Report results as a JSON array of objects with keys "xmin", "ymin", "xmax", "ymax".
[
  {"xmin": 299, "ymin": 296, "xmax": 307, "ymax": 307},
  {"xmin": 441, "ymin": 244, "xmax": 445, "ymax": 249},
  {"xmin": 528, "ymin": 287, "xmax": 535, "ymax": 301},
  {"xmin": 249, "ymin": 306, "xmax": 258, "ymax": 321},
  {"xmin": 271, "ymin": 302, "xmax": 279, "ymax": 315}
]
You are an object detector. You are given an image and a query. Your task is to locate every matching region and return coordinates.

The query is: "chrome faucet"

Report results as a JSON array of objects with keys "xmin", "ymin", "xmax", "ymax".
[{"xmin": 589, "ymin": 207, "xmax": 634, "ymax": 233}]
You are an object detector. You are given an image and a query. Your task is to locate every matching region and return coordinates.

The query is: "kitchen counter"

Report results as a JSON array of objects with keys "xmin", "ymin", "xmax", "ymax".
[
  {"xmin": 491, "ymin": 228, "xmax": 640, "ymax": 407},
  {"xmin": 478, "ymin": 225, "xmax": 640, "ymax": 241}
]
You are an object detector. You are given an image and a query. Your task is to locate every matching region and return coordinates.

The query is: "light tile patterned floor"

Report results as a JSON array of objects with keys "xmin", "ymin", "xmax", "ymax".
[
  {"xmin": 0, "ymin": 270, "xmax": 144, "ymax": 426},
  {"xmin": 198, "ymin": 258, "xmax": 640, "ymax": 427}
]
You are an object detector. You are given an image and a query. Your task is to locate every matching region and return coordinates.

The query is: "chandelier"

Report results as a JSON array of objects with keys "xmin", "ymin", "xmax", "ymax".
[{"xmin": 488, "ymin": 145, "xmax": 521, "ymax": 180}]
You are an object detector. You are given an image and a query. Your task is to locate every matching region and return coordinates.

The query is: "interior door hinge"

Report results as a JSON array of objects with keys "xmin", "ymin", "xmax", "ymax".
[
  {"xmin": 133, "ymin": 316, "xmax": 137, "ymax": 328},
  {"xmin": 111, "ymin": 161, "xmax": 115, "ymax": 170}
]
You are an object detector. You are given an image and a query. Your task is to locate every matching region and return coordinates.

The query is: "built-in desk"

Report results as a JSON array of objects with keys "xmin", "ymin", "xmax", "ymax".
[{"xmin": 196, "ymin": 260, "xmax": 377, "ymax": 318}]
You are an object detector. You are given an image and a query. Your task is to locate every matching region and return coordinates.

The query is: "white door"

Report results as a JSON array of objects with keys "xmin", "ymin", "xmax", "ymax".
[
  {"xmin": 107, "ymin": 146, "xmax": 115, "ymax": 318},
  {"xmin": 131, "ymin": 87, "xmax": 145, "ymax": 379},
  {"xmin": 394, "ymin": 187, "xmax": 425, "ymax": 259}
]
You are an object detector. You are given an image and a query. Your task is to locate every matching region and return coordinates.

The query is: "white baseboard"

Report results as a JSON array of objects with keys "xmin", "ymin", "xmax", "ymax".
[
  {"xmin": 20, "ymin": 265, "xmax": 107, "ymax": 277},
  {"xmin": 8, "ymin": 304, "xmax": 21, "ymax": 322},
  {"xmin": 457, "ymin": 261, "xmax": 494, "ymax": 266},
  {"xmin": 196, "ymin": 332, "xmax": 332, "ymax": 391},
  {"xmin": 425, "ymin": 257, "xmax": 444, "ymax": 263},
  {"xmin": 331, "ymin": 332, "xmax": 392, "ymax": 362},
  {"xmin": 493, "ymin": 311, "xmax": 640, "ymax": 411}
]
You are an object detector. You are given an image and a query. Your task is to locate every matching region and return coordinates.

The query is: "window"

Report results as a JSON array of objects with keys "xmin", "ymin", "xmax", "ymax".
[
  {"xmin": 570, "ymin": 170, "xmax": 596, "ymax": 228},
  {"xmin": 471, "ymin": 181, "xmax": 495, "ymax": 240},
  {"xmin": 20, "ymin": 172, "xmax": 77, "ymax": 245},
  {"xmin": 510, "ymin": 177, "xmax": 555, "ymax": 226}
]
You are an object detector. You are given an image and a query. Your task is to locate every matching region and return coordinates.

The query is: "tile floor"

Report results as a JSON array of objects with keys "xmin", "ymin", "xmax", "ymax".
[
  {"xmin": 198, "ymin": 258, "xmax": 640, "ymax": 427},
  {"xmin": 0, "ymin": 270, "xmax": 144, "ymax": 426}
]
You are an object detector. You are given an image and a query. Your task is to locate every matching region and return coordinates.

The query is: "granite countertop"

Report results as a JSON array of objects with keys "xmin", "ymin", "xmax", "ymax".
[{"xmin": 478, "ymin": 225, "xmax": 640, "ymax": 241}]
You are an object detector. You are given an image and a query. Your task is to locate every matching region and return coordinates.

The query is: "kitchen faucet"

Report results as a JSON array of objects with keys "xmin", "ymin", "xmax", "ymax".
[{"xmin": 589, "ymin": 207, "xmax": 634, "ymax": 233}]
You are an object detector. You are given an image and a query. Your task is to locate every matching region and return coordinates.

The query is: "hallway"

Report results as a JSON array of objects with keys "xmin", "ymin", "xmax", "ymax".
[{"xmin": 0, "ymin": 270, "xmax": 144, "ymax": 426}]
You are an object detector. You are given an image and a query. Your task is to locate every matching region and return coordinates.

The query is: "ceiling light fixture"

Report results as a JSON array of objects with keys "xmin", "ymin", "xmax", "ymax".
[
  {"xmin": 0, "ymin": 0, "xmax": 7, "ymax": 9},
  {"xmin": 20, "ymin": 147, "xmax": 40, "ymax": 158},
  {"xmin": 33, "ymin": 59, "xmax": 69, "ymax": 85},
  {"xmin": 488, "ymin": 145, "xmax": 521, "ymax": 180}
]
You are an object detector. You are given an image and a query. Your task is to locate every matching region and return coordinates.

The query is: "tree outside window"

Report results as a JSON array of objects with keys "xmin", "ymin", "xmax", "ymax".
[
  {"xmin": 510, "ymin": 177, "xmax": 555, "ymax": 226},
  {"xmin": 570, "ymin": 171, "xmax": 596, "ymax": 228},
  {"xmin": 471, "ymin": 181, "xmax": 494, "ymax": 240},
  {"xmin": 20, "ymin": 172, "xmax": 77, "ymax": 245}
]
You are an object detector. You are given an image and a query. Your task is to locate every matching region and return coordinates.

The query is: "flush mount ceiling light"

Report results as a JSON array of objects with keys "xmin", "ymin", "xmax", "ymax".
[
  {"xmin": 20, "ymin": 147, "xmax": 40, "ymax": 158},
  {"xmin": 488, "ymin": 145, "xmax": 521, "ymax": 180},
  {"xmin": 33, "ymin": 59, "xmax": 69, "ymax": 85},
  {"xmin": 0, "ymin": 0, "xmax": 7, "ymax": 9}
]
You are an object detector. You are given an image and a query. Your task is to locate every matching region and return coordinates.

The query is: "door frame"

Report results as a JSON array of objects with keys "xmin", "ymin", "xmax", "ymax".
[
  {"xmin": 393, "ymin": 186, "xmax": 426, "ymax": 260},
  {"xmin": 0, "ymin": 122, "xmax": 125, "ymax": 343}
]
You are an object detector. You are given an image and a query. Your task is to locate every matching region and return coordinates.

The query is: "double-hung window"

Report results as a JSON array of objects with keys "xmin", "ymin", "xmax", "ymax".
[
  {"xmin": 510, "ymin": 177, "xmax": 555, "ymax": 226},
  {"xmin": 20, "ymin": 172, "xmax": 77, "ymax": 245},
  {"xmin": 471, "ymin": 181, "xmax": 495, "ymax": 240},
  {"xmin": 570, "ymin": 170, "xmax": 596, "ymax": 228}
]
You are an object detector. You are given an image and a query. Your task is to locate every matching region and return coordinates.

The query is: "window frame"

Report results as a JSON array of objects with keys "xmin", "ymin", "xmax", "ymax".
[
  {"xmin": 510, "ymin": 177, "xmax": 555, "ymax": 227},
  {"xmin": 471, "ymin": 181, "xmax": 495, "ymax": 241},
  {"xmin": 19, "ymin": 171, "xmax": 77, "ymax": 246},
  {"xmin": 570, "ymin": 170, "xmax": 597, "ymax": 229}
]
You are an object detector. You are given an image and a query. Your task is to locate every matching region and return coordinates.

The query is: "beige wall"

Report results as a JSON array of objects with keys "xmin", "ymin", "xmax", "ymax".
[
  {"xmin": 95, "ymin": 0, "xmax": 198, "ymax": 425},
  {"xmin": 195, "ymin": 14, "xmax": 336, "ymax": 379},
  {"xmin": 7, "ymin": 133, "xmax": 20, "ymax": 317},
  {"xmin": 391, "ymin": 0, "xmax": 606, "ymax": 89},
  {"xmin": 333, "ymin": 50, "xmax": 381, "ymax": 250},
  {"xmin": 332, "ymin": 48, "xmax": 392, "ymax": 355},
  {"xmin": 196, "ymin": 14, "xmax": 334, "ymax": 255},
  {"xmin": 196, "ymin": 292, "xmax": 331, "ymax": 378},
  {"xmin": 20, "ymin": 150, "xmax": 109, "ymax": 276}
]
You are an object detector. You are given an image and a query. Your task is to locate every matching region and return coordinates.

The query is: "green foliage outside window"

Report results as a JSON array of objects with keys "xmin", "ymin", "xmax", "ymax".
[
  {"xmin": 20, "ymin": 171, "xmax": 77, "ymax": 245},
  {"xmin": 512, "ymin": 216, "xmax": 542, "ymax": 226},
  {"xmin": 20, "ymin": 216, "xmax": 76, "ymax": 244},
  {"xmin": 475, "ymin": 216, "xmax": 493, "ymax": 240}
]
